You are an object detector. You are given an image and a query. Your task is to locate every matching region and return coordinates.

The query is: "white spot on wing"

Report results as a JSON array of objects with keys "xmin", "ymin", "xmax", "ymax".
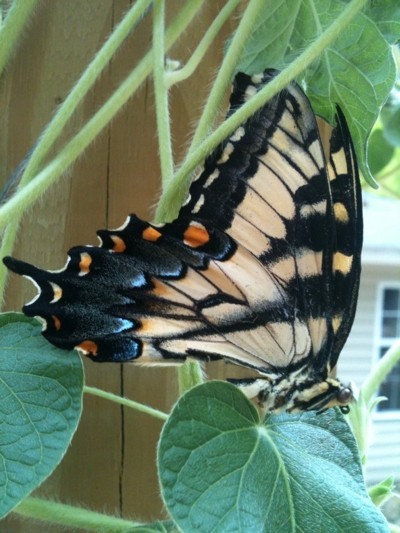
[
  {"xmin": 218, "ymin": 142, "xmax": 234, "ymax": 164},
  {"xmin": 192, "ymin": 167, "xmax": 204, "ymax": 182},
  {"xmin": 192, "ymin": 194, "xmax": 205, "ymax": 214},
  {"xmin": 245, "ymin": 85, "xmax": 257, "ymax": 99},
  {"xmin": 230, "ymin": 126, "xmax": 245, "ymax": 142},
  {"xmin": 183, "ymin": 194, "xmax": 191, "ymax": 206},
  {"xmin": 300, "ymin": 200, "xmax": 326, "ymax": 218},
  {"xmin": 251, "ymin": 73, "xmax": 263, "ymax": 84},
  {"xmin": 204, "ymin": 169, "xmax": 220, "ymax": 188}
]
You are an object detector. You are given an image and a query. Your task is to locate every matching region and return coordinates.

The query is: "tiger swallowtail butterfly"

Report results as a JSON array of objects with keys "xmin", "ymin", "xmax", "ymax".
[{"xmin": 4, "ymin": 69, "xmax": 362, "ymax": 413}]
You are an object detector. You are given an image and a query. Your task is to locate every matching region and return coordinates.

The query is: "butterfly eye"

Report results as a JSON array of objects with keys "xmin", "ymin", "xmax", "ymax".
[{"xmin": 337, "ymin": 386, "xmax": 353, "ymax": 405}]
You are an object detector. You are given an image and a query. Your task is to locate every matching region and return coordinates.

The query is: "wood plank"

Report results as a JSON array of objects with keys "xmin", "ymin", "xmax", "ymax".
[{"xmin": 1, "ymin": 0, "xmax": 244, "ymax": 527}]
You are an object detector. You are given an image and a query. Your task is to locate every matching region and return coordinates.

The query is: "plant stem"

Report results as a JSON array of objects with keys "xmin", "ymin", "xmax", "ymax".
[
  {"xmin": 0, "ymin": 0, "xmax": 204, "ymax": 235},
  {"xmin": 19, "ymin": 0, "xmax": 153, "ymax": 189},
  {"xmin": 362, "ymin": 340, "xmax": 400, "ymax": 404},
  {"xmin": 153, "ymin": 0, "xmax": 174, "ymax": 185},
  {"xmin": 155, "ymin": 0, "xmax": 367, "ymax": 223},
  {"xmin": 178, "ymin": 360, "xmax": 204, "ymax": 396},
  {"xmin": 165, "ymin": 0, "xmax": 241, "ymax": 88},
  {"xmin": 13, "ymin": 496, "xmax": 141, "ymax": 532},
  {"xmin": 84, "ymin": 385, "xmax": 168, "ymax": 421},
  {"xmin": 188, "ymin": 0, "xmax": 264, "ymax": 153},
  {"xmin": 0, "ymin": 0, "xmax": 37, "ymax": 76}
]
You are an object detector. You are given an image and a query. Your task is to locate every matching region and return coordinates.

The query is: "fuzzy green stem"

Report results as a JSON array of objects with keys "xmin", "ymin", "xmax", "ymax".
[
  {"xmin": 19, "ymin": 0, "xmax": 153, "ymax": 189},
  {"xmin": 0, "ymin": 0, "xmax": 37, "ymax": 76},
  {"xmin": 13, "ymin": 496, "xmax": 141, "ymax": 531},
  {"xmin": 362, "ymin": 340, "xmax": 400, "ymax": 404},
  {"xmin": 0, "ymin": 0, "xmax": 204, "ymax": 234},
  {"xmin": 346, "ymin": 388, "xmax": 371, "ymax": 465},
  {"xmin": 84, "ymin": 385, "xmax": 168, "ymax": 421},
  {"xmin": 188, "ymin": 0, "xmax": 264, "ymax": 153},
  {"xmin": 153, "ymin": 0, "xmax": 174, "ymax": 185},
  {"xmin": 178, "ymin": 360, "xmax": 205, "ymax": 396},
  {"xmin": 347, "ymin": 340, "xmax": 400, "ymax": 460},
  {"xmin": 155, "ymin": 0, "xmax": 367, "ymax": 222},
  {"xmin": 165, "ymin": 0, "xmax": 241, "ymax": 88}
]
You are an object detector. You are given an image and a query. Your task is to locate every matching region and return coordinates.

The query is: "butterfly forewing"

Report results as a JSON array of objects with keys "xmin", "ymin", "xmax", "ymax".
[
  {"xmin": 326, "ymin": 108, "xmax": 363, "ymax": 368},
  {"xmin": 176, "ymin": 71, "xmax": 336, "ymax": 370}
]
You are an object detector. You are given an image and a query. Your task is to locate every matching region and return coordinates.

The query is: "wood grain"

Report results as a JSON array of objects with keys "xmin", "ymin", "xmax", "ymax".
[{"xmin": 1, "ymin": 1, "xmax": 240, "ymax": 527}]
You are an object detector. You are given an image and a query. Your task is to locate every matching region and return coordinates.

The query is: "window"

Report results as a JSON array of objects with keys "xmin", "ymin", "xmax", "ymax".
[{"xmin": 376, "ymin": 286, "xmax": 400, "ymax": 412}]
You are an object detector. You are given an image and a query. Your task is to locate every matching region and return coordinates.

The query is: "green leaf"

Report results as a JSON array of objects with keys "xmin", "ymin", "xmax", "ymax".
[
  {"xmin": 368, "ymin": 129, "xmax": 395, "ymax": 174},
  {"xmin": 158, "ymin": 381, "xmax": 389, "ymax": 533},
  {"xmin": 0, "ymin": 312, "xmax": 83, "ymax": 518},
  {"xmin": 369, "ymin": 477, "xmax": 396, "ymax": 507},
  {"xmin": 382, "ymin": 106, "xmax": 400, "ymax": 147},
  {"xmin": 232, "ymin": 1, "xmax": 304, "ymax": 73},
  {"xmin": 366, "ymin": 0, "xmax": 400, "ymax": 44},
  {"xmin": 236, "ymin": 0, "xmax": 398, "ymax": 187}
]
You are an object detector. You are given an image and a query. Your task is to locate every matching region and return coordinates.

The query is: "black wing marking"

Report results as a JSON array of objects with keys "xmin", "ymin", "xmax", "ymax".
[{"xmin": 4, "ymin": 70, "xmax": 362, "ymax": 385}]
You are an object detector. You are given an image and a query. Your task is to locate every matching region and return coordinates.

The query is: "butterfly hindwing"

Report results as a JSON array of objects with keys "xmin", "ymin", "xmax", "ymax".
[{"xmin": 4, "ymin": 69, "xmax": 362, "ymax": 411}]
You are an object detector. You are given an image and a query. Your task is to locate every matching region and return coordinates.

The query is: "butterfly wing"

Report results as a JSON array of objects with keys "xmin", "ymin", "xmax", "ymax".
[
  {"xmin": 327, "ymin": 107, "xmax": 363, "ymax": 369},
  {"xmin": 4, "ymin": 70, "xmax": 362, "ymax": 391}
]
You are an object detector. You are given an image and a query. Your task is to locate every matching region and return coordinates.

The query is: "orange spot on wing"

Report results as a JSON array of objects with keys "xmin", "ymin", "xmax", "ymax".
[
  {"xmin": 152, "ymin": 278, "xmax": 167, "ymax": 296},
  {"xmin": 51, "ymin": 315, "xmax": 61, "ymax": 331},
  {"xmin": 76, "ymin": 340, "xmax": 98, "ymax": 356},
  {"xmin": 143, "ymin": 226, "xmax": 162, "ymax": 241},
  {"xmin": 50, "ymin": 282, "xmax": 62, "ymax": 302},
  {"xmin": 110, "ymin": 235, "xmax": 126, "ymax": 252},
  {"xmin": 184, "ymin": 224, "xmax": 210, "ymax": 248},
  {"xmin": 79, "ymin": 252, "xmax": 92, "ymax": 275},
  {"xmin": 139, "ymin": 319, "xmax": 149, "ymax": 332}
]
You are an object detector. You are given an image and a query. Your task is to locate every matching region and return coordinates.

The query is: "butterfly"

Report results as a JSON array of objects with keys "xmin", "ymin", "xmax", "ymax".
[{"xmin": 4, "ymin": 69, "xmax": 362, "ymax": 413}]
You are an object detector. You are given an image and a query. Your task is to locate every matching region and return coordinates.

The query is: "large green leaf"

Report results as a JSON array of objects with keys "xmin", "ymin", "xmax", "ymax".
[
  {"xmin": 158, "ymin": 381, "xmax": 388, "ymax": 533},
  {"xmin": 368, "ymin": 128, "xmax": 395, "ymax": 175},
  {"xmin": 366, "ymin": 0, "xmax": 400, "ymax": 44},
  {"xmin": 0, "ymin": 312, "xmax": 83, "ymax": 517},
  {"xmin": 236, "ymin": 0, "xmax": 399, "ymax": 187},
  {"xmin": 382, "ymin": 105, "xmax": 400, "ymax": 147}
]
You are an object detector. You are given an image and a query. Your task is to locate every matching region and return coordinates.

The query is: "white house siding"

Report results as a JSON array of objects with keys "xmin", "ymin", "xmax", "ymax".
[
  {"xmin": 367, "ymin": 420, "xmax": 400, "ymax": 482},
  {"xmin": 338, "ymin": 263, "xmax": 400, "ymax": 484}
]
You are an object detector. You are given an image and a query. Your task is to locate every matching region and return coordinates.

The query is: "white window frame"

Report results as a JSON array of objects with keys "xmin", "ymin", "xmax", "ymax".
[{"xmin": 373, "ymin": 281, "xmax": 400, "ymax": 420}]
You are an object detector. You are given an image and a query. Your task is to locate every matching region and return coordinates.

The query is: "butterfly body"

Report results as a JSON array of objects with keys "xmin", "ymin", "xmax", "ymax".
[{"xmin": 4, "ymin": 69, "xmax": 362, "ymax": 413}]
